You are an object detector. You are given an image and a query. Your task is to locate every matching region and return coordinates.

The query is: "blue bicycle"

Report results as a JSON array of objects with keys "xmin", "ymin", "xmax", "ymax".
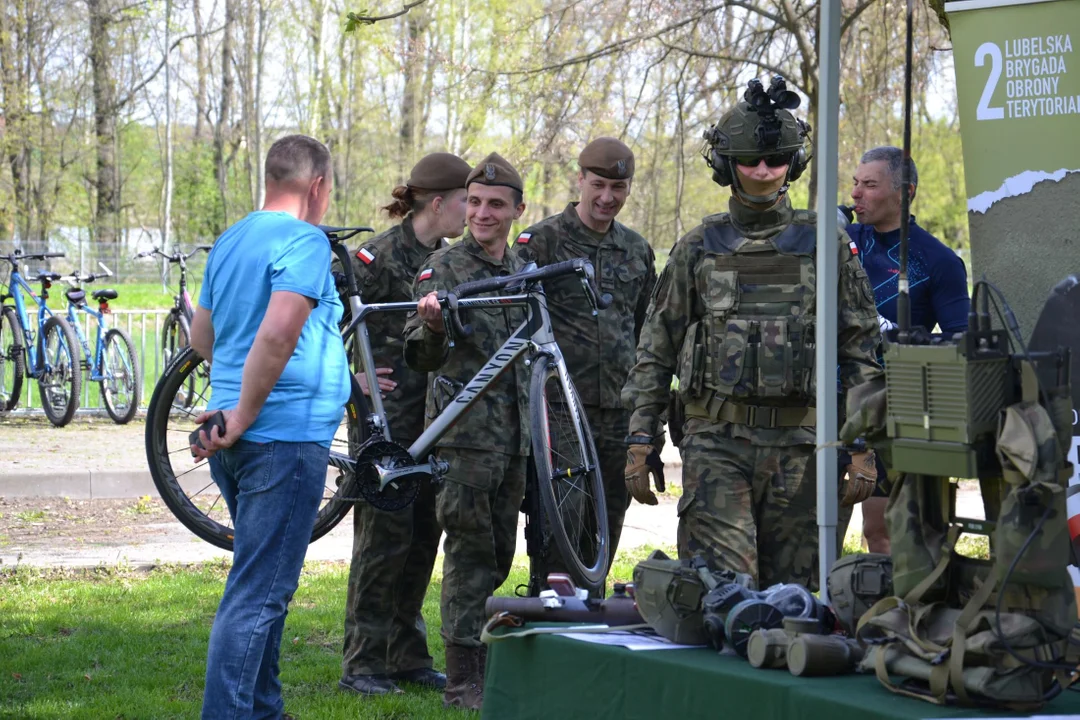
[
  {"xmin": 60, "ymin": 263, "xmax": 141, "ymax": 424},
  {"xmin": 0, "ymin": 250, "xmax": 82, "ymax": 426}
]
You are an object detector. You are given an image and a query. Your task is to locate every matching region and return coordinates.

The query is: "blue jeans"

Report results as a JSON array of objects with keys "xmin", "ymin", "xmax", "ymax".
[{"xmin": 201, "ymin": 440, "xmax": 329, "ymax": 720}]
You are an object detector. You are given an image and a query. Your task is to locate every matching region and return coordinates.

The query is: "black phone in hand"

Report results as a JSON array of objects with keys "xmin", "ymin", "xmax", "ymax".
[{"xmin": 190, "ymin": 410, "xmax": 226, "ymax": 454}]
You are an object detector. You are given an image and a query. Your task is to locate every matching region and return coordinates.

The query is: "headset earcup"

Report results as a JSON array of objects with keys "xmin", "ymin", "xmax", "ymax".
[
  {"xmin": 709, "ymin": 151, "xmax": 733, "ymax": 187},
  {"xmin": 787, "ymin": 146, "xmax": 809, "ymax": 183}
]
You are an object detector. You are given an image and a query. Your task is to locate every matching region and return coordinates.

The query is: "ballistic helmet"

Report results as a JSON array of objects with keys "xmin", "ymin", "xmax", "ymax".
[{"xmin": 702, "ymin": 76, "xmax": 812, "ymax": 203}]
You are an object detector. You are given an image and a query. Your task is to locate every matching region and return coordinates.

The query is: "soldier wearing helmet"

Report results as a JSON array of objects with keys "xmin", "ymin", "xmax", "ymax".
[{"xmin": 621, "ymin": 77, "xmax": 884, "ymax": 590}]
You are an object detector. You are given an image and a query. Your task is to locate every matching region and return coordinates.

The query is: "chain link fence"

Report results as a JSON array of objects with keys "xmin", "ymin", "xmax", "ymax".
[{"xmin": 0, "ymin": 228, "xmax": 208, "ymax": 285}]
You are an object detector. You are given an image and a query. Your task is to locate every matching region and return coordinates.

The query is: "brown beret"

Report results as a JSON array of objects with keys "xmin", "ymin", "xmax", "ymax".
[
  {"xmin": 407, "ymin": 152, "xmax": 472, "ymax": 191},
  {"xmin": 578, "ymin": 137, "xmax": 635, "ymax": 180},
  {"xmin": 466, "ymin": 152, "xmax": 523, "ymax": 193}
]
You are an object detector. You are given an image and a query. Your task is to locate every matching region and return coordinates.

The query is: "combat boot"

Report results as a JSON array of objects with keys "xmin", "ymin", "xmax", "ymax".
[{"xmin": 442, "ymin": 645, "xmax": 484, "ymax": 711}]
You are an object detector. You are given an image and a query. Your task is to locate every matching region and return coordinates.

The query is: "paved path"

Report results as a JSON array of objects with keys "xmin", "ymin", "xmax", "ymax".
[{"xmin": 1, "ymin": 424, "xmax": 986, "ymax": 569}]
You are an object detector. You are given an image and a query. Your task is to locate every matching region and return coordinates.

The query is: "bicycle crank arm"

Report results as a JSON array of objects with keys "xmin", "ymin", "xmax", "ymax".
[{"xmin": 374, "ymin": 458, "xmax": 447, "ymax": 491}]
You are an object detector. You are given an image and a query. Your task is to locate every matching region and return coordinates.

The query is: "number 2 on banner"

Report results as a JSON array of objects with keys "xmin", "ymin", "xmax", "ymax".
[{"xmin": 976, "ymin": 41, "xmax": 1005, "ymax": 120}]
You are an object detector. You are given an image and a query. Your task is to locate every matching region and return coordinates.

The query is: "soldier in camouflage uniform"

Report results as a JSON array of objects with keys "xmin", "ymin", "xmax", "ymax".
[
  {"xmin": 338, "ymin": 152, "xmax": 472, "ymax": 697},
  {"xmin": 403, "ymin": 152, "xmax": 529, "ymax": 712},
  {"xmin": 622, "ymin": 77, "xmax": 884, "ymax": 591},
  {"xmin": 511, "ymin": 138, "xmax": 656, "ymax": 590}
]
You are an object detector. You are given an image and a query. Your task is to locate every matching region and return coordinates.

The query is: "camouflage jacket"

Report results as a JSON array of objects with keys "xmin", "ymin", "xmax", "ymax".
[
  {"xmin": 512, "ymin": 202, "xmax": 656, "ymax": 409},
  {"xmin": 622, "ymin": 197, "xmax": 884, "ymax": 446},
  {"xmin": 402, "ymin": 233, "xmax": 530, "ymax": 456},
  {"xmin": 337, "ymin": 216, "xmax": 446, "ymax": 445}
]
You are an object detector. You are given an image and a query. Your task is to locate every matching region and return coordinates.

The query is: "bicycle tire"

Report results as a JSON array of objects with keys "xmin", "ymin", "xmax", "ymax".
[
  {"xmin": 0, "ymin": 306, "xmax": 25, "ymax": 413},
  {"xmin": 37, "ymin": 315, "xmax": 82, "ymax": 427},
  {"xmin": 145, "ymin": 347, "xmax": 362, "ymax": 550},
  {"xmin": 100, "ymin": 327, "xmax": 141, "ymax": 424},
  {"xmin": 529, "ymin": 353, "xmax": 610, "ymax": 590}
]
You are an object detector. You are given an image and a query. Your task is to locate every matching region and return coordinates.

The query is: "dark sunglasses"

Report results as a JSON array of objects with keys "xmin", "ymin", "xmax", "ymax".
[{"xmin": 732, "ymin": 153, "xmax": 793, "ymax": 168}]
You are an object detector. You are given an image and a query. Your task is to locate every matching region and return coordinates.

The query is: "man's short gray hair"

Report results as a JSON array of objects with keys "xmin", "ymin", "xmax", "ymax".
[
  {"xmin": 265, "ymin": 134, "xmax": 332, "ymax": 186},
  {"xmin": 860, "ymin": 146, "xmax": 918, "ymax": 192}
]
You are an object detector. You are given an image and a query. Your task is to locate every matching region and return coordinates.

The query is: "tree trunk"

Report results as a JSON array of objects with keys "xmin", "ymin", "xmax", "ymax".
[
  {"xmin": 193, "ymin": 0, "xmax": 208, "ymax": 140},
  {"xmin": 0, "ymin": 0, "xmax": 29, "ymax": 243},
  {"xmin": 398, "ymin": 8, "xmax": 424, "ymax": 177},
  {"xmin": 88, "ymin": 0, "xmax": 118, "ymax": 246},
  {"xmin": 214, "ymin": 0, "xmax": 235, "ymax": 232},
  {"xmin": 163, "ymin": 0, "xmax": 174, "ymax": 249}
]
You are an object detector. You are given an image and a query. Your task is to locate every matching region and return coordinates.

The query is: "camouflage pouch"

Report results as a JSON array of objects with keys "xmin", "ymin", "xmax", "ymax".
[
  {"xmin": 858, "ymin": 603, "xmax": 1062, "ymax": 710},
  {"xmin": 756, "ymin": 318, "xmax": 793, "ymax": 398},
  {"xmin": 676, "ymin": 320, "xmax": 706, "ymax": 402},
  {"xmin": 826, "ymin": 552, "xmax": 893, "ymax": 635}
]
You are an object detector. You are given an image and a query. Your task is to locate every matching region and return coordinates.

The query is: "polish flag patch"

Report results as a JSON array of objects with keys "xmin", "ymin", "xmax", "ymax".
[
  {"xmin": 418, "ymin": 268, "xmax": 433, "ymax": 282},
  {"xmin": 356, "ymin": 247, "xmax": 376, "ymax": 265},
  {"xmin": 848, "ymin": 241, "xmax": 859, "ymax": 255},
  {"xmin": 516, "ymin": 232, "xmax": 532, "ymax": 245}
]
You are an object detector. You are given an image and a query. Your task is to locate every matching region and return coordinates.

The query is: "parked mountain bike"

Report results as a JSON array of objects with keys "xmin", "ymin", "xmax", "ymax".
[
  {"xmin": 0, "ymin": 250, "xmax": 82, "ymax": 426},
  {"xmin": 59, "ymin": 263, "xmax": 142, "ymax": 424},
  {"xmin": 144, "ymin": 226, "xmax": 613, "ymax": 591},
  {"xmin": 134, "ymin": 245, "xmax": 211, "ymax": 406}
]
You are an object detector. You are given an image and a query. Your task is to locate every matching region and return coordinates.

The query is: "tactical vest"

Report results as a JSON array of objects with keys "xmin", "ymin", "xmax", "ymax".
[{"xmin": 679, "ymin": 217, "xmax": 817, "ymax": 413}]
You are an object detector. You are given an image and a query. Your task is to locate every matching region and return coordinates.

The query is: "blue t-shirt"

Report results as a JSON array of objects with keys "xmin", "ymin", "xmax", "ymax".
[
  {"xmin": 846, "ymin": 218, "xmax": 970, "ymax": 333},
  {"xmin": 199, "ymin": 211, "xmax": 350, "ymax": 446}
]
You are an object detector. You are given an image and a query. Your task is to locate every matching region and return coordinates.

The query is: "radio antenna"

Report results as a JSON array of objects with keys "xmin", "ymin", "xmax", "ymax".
[{"xmin": 897, "ymin": 0, "xmax": 915, "ymax": 342}]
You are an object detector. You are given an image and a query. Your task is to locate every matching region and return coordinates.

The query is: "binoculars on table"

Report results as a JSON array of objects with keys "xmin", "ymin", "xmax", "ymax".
[{"xmin": 746, "ymin": 617, "xmax": 863, "ymax": 677}]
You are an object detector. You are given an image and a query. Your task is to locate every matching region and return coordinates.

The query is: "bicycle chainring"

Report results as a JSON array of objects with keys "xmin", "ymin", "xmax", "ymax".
[{"xmin": 354, "ymin": 438, "xmax": 422, "ymax": 511}]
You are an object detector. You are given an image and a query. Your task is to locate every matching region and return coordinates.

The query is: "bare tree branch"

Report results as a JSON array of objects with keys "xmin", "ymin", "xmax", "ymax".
[
  {"xmin": 114, "ymin": 26, "xmax": 224, "ymax": 110},
  {"xmin": 496, "ymin": 3, "xmax": 726, "ymax": 76},
  {"xmin": 840, "ymin": 0, "xmax": 877, "ymax": 38},
  {"xmin": 659, "ymin": 41, "xmax": 808, "ymax": 96},
  {"xmin": 345, "ymin": 0, "xmax": 428, "ymax": 30}
]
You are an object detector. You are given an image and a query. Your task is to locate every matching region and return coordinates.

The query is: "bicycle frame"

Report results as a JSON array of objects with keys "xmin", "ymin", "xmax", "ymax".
[
  {"xmin": 6, "ymin": 270, "xmax": 58, "ymax": 377},
  {"xmin": 330, "ymin": 246, "xmax": 591, "ymax": 491},
  {"xmin": 66, "ymin": 301, "xmax": 111, "ymax": 381}
]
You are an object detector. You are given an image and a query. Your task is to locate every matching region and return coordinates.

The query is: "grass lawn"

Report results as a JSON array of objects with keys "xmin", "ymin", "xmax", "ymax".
[
  {"xmin": 0, "ymin": 546, "xmax": 667, "ymax": 719},
  {"xmin": 109, "ymin": 283, "xmax": 200, "ymax": 312}
]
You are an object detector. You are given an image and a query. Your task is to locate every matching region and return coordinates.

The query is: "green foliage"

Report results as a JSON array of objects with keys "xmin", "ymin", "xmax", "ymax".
[{"xmin": 173, "ymin": 141, "xmax": 226, "ymax": 245}]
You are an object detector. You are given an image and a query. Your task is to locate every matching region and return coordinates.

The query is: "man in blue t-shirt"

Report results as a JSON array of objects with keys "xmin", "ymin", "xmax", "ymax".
[
  {"xmin": 846, "ymin": 146, "xmax": 971, "ymax": 554},
  {"xmin": 189, "ymin": 134, "xmax": 350, "ymax": 719}
]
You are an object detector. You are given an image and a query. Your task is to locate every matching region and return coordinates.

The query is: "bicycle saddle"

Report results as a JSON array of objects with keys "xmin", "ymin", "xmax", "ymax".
[
  {"xmin": 66, "ymin": 289, "xmax": 87, "ymax": 304},
  {"xmin": 36, "ymin": 270, "xmax": 62, "ymax": 281},
  {"xmin": 92, "ymin": 288, "xmax": 118, "ymax": 301}
]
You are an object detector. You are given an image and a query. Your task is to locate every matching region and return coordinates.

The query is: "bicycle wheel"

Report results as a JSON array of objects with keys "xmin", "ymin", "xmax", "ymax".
[
  {"xmin": 529, "ymin": 353, "xmax": 609, "ymax": 590},
  {"xmin": 38, "ymin": 315, "xmax": 81, "ymax": 427},
  {"xmin": 145, "ymin": 347, "xmax": 362, "ymax": 550},
  {"xmin": 100, "ymin": 327, "xmax": 141, "ymax": 424},
  {"xmin": 0, "ymin": 306, "xmax": 25, "ymax": 413}
]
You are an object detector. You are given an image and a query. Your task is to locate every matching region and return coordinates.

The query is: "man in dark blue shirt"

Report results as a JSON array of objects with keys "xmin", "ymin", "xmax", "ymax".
[{"xmin": 845, "ymin": 146, "xmax": 971, "ymax": 554}]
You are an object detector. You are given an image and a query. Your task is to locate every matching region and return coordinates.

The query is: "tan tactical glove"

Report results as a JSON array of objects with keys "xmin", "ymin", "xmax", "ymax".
[
  {"xmin": 840, "ymin": 450, "xmax": 878, "ymax": 506},
  {"xmin": 625, "ymin": 436, "xmax": 666, "ymax": 506}
]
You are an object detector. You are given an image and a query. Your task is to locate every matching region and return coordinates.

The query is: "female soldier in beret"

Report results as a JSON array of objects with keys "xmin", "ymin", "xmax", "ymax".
[{"xmin": 339, "ymin": 152, "xmax": 471, "ymax": 698}]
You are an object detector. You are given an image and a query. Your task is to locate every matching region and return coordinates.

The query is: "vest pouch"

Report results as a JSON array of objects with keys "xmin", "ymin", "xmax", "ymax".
[
  {"xmin": 677, "ymin": 320, "xmax": 706, "ymax": 402},
  {"xmin": 756, "ymin": 318, "xmax": 793, "ymax": 397},
  {"xmin": 711, "ymin": 319, "xmax": 751, "ymax": 397}
]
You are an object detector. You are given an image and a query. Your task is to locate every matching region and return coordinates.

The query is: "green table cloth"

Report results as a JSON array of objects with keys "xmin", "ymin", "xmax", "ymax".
[{"xmin": 482, "ymin": 628, "xmax": 1080, "ymax": 720}]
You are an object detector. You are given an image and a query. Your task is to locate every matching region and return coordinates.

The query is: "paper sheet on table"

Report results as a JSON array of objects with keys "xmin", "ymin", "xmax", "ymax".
[{"xmin": 560, "ymin": 629, "xmax": 704, "ymax": 651}]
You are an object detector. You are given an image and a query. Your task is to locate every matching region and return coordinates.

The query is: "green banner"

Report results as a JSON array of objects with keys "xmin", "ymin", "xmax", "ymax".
[
  {"xmin": 948, "ymin": 0, "xmax": 1080, "ymax": 610},
  {"xmin": 949, "ymin": 0, "xmax": 1080, "ymax": 203}
]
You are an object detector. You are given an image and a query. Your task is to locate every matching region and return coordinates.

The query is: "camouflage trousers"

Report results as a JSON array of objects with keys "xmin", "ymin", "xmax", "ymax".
[
  {"xmin": 677, "ymin": 428, "xmax": 851, "ymax": 592},
  {"xmin": 341, "ymin": 478, "xmax": 441, "ymax": 677},
  {"xmin": 530, "ymin": 407, "xmax": 629, "ymax": 591},
  {"xmin": 436, "ymin": 447, "xmax": 527, "ymax": 649}
]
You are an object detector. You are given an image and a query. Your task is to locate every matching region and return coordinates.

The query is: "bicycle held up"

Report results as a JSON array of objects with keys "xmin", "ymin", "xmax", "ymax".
[
  {"xmin": 0, "ymin": 250, "xmax": 82, "ymax": 426},
  {"xmin": 59, "ymin": 263, "xmax": 142, "ymax": 424},
  {"xmin": 144, "ymin": 226, "xmax": 613, "ymax": 592}
]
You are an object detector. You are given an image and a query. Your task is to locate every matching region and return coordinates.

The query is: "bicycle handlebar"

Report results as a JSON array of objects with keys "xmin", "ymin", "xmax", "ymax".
[
  {"xmin": 320, "ymin": 225, "xmax": 376, "ymax": 243},
  {"xmin": 62, "ymin": 262, "xmax": 114, "ymax": 285},
  {"xmin": 133, "ymin": 246, "xmax": 211, "ymax": 262},
  {"xmin": 1, "ymin": 251, "xmax": 65, "ymax": 265},
  {"xmin": 437, "ymin": 258, "xmax": 612, "ymax": 338}
]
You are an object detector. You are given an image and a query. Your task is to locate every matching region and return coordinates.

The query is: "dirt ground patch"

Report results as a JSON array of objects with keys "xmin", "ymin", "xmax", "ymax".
[{"xmin": 0, "ymin": 496, "xmax": 178, "ymax": 553}]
